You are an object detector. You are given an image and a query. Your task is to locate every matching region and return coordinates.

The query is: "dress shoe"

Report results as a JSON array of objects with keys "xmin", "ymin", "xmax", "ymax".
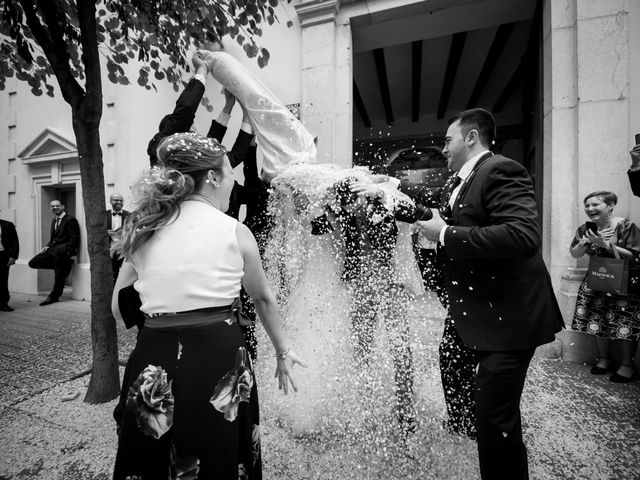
[
  {"xmin": 610, "ymin": 365, "xmax": 636, "ymax": 383},
  {"xmin": 590, "ymin": 358, "xmax": 613, "ymax": 375},
  {"xmin": 0, "ymin": 305, "xmax": 13, "ymax": 312},
  {"xmin": 39, "ymin": 297, "xmax": 58, "ymax": 306}
]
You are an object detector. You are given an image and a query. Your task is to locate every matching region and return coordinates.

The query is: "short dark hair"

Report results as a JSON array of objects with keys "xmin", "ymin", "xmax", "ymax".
[
  {"xmin": 450, "ymin": 108, "xmax": 496, "ymax": 147},
  {"xmin": 584, "ymin": 191, "xmax": 617, "ymax": 206}
]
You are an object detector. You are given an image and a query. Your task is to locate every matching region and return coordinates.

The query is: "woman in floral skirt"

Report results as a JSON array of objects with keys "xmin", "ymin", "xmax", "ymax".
[
  {"xmin": 570, "ymin": 190, "xmax": 640, "ymax": 383},
  {"xmin": 111, "ymin": 132, "xmax": 305, "ymax": 479}
]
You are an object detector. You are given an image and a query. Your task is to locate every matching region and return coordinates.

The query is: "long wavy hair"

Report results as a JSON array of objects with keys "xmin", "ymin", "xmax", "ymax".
[{"xmin": 119, "ymin": 132, "xmax": 228, "ymax": 260}]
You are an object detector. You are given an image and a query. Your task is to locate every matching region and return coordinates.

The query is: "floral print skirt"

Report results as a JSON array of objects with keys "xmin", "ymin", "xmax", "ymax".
[
  {"xmin": 572, "ymin": 280, "xmax": 640, "ymax": 342},
  {"xmin": 113, "ymin": 318, "xmax": 261, "ymax": 480}
]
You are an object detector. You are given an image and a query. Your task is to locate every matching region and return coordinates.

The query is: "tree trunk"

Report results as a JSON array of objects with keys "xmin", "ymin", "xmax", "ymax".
[{"xmin": 72, "ymin": 113, "xmax": 120, "ymax": 404}]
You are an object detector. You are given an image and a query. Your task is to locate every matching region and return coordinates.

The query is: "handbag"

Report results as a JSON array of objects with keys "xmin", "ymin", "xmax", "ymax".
[
  {"xmin": 118, "ymin": 284, "xmax": 145, "ymax": 329},
  {"xmin": 586, "ymin": 242, "xmax": 629, "ymax": 295}
]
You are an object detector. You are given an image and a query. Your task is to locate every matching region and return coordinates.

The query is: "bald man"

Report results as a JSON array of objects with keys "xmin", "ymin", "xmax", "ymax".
[{"xmin": 107, "ymin": 193, "xmax": 130, "ymax": 283}]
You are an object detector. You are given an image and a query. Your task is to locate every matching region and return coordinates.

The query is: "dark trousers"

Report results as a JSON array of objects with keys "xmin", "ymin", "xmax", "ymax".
[
  {"xmin": 415, "ymin": 247, "xmax": 477, "ymax": 437},
  {"xmin": 28, "ymin": 245, "xmax": 74, "ymax": 299},
  {"xmin": 475, "ymin": 349, "xmax": 535, "ymax": 480},
  {"xmin": 0, "ymin": 251, "xmax": 10, "ymax": 306},
  {"xmin": 111, "ymin": 254, "xmax": 124, "ymax": 284},
  {"xmin": 349, "ymin": 278, "xmax": 416, "ymax": 427},
  {"xmin": 440, "ymin": 316, "xmax": 477, "ymax": 437}
]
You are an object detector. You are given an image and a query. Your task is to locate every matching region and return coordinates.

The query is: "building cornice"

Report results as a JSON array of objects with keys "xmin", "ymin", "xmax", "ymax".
[{"xmin": 294, "ymin": 0, "xmax": 341, "ymax": 27}]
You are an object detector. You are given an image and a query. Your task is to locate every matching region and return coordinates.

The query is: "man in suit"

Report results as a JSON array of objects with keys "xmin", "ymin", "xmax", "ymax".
[
  {"xmin": 107, "ymin": 193, "xmax": 129, "ymax": 284},
  {"xmin": 29, "ymin": 200, "xmax": 80, "ymax": 306},
  {"xmin": 415, "ymin": 108, "xmax": 564, "ymax": 479},
  {"xmin": 628, "ymin": 144, "xmax": 640, "ymax": 197},
  {"xmin": 0, "ymin": 215, "xmax": 19, "ymax": 311}
]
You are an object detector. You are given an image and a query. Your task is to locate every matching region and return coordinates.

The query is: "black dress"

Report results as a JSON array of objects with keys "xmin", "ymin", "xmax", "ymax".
[{"xmin": 113, "ymin": 311, "xmax": 262, "ymax": 480}]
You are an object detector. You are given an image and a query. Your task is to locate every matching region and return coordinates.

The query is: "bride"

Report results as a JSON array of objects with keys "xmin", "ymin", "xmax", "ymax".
[{"xmin": 257, "ymin": 163, "xmax": 427, "ymax": 438}]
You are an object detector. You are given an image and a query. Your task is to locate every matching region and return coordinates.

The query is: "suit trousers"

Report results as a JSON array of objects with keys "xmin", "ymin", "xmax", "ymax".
[
  {"xmin": 414, "ymin": 247, "xmax": 477, "ymax": 438},
  {"xmin": 348, "ymin": 276, "xmax": 416, "ymax": 428},
  {"xmin": 440, "ymin": 316, "xmax": 477, "ymax": 437},
  {"xmin": 111, "ymin": 254, "xmax": 124, "ymax": 284},
  {"xmin": 475, "ymin": 348, "xmax": 535, "ymax": 480},
  {"xmin": 0, "ymin": 251, "xmax": 10, "ymax": 306},
  {"xmin": 28, "ymin": 245, "xmax": 74, "ymax": 299}
]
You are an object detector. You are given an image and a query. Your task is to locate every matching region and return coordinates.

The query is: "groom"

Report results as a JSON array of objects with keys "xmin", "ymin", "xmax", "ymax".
[{"xmin": 417, "ymin": 108, "xmax": 563, "ymax": 479}]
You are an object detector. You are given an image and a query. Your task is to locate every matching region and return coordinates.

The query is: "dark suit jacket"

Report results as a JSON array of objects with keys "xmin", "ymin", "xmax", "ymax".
[
  {"xmin": 147, "ymin": 77, "xmax": 206, "ymax": 166},
  {"xmin": 402, "ymin": 153, "xmax": 563, "ymax": 352},
  {"xmin": 629, "ymin": 169, "xmax": 640, "ymax": 197},
  {"xmin": 209, "ymin": 120, "xmax": 256, "ymax": 219},
  {"xmin": 207, "ymin": 119, "xmax": 253, "ymax": 169},
  {"xmin": 0, "ymin": 220, "xmax": 19, "ymax": 259},
  {"xmin": 48, "ymin": 214, "xmax": 80, "ymax": 256}
]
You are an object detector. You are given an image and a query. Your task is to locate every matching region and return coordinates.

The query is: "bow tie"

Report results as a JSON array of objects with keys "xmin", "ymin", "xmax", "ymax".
[{"xmin": 112, "ymin": 211, "xmax": 122, "ymax": 216}]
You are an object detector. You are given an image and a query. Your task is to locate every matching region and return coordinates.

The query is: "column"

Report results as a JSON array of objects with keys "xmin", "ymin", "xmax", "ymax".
[{"xmin": 295, "ymin": 0, "xmax": 353, "ymax": 167}]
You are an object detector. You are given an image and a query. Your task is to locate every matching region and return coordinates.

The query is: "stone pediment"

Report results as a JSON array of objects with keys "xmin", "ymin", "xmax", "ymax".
[{"xmin": 19, "ymin": 128, "xmax": 77, "ymax": 165}]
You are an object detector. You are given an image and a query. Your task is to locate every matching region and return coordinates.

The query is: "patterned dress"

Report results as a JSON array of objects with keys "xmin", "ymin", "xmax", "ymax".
[{"xmin": 571, "ymin": 219, "xmax": 640, "ymax": 342}]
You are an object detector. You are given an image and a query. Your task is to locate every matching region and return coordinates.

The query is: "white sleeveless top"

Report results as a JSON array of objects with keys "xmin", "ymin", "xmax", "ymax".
[{"xmin": 132, "ymin": 201, "xmax": 244, "ymax": 313}]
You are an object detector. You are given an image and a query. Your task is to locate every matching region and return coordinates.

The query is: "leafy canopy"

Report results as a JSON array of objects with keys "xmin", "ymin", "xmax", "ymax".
[{"xmin": 0, "ymin": 0, "xmax": 287, "ymax": 102}]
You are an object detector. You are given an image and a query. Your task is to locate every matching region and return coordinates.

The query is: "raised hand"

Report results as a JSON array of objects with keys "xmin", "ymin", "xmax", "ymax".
[{"xmin": 192, "ymin": 52, "xmax": 208, "ymax": 75}]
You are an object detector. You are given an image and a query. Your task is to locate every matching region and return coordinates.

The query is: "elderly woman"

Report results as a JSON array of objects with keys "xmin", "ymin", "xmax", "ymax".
[
  {"xmin": 111, "ymin": 132, "xmax": 305, "ymax": 479},
  {"xmin": 570, "ymin": 190, "xmax": 640, "ymax": 383}
]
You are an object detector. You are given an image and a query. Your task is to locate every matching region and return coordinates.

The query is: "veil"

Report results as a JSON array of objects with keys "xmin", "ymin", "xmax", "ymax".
[{"xmin": 206, "ymin": 51, "xmax": 317, "ymax": 176}]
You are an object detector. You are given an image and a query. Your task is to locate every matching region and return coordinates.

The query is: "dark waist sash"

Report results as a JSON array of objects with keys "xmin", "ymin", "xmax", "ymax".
[{"xmin": 144, "ymin": 297, "xmax": 251, "ymax": 329}]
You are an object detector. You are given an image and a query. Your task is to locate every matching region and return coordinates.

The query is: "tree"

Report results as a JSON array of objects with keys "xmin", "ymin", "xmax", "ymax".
[{"xmin": 0, "ymin": 0, "xmax": 282, "ymax": 403}]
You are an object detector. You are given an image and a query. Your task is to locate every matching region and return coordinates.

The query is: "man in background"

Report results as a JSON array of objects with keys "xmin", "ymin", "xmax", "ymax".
[
  {"xmin": 28, "ymin": 200, "xmax": 80, "ymax": 306},
  {"xmin": 0, "ymin": 213, "xmax": 19, "ymax": 312},
  {"xmin": 107, "ymin": 193, "xmax": 129, "ymax": 283}
]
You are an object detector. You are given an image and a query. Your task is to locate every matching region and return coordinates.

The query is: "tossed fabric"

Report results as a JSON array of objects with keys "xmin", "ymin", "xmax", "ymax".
[{"xmin": 207, "ymin": 51, "xmax": 317, "ymax": 176}]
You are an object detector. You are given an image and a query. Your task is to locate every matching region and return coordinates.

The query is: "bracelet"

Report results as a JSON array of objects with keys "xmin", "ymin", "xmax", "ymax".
[{"xmin": 275, "ymin": 348, "xmax": 291, "ymax": 359}]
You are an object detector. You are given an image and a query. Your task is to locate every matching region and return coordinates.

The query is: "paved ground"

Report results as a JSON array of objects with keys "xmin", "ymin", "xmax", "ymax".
[{"xmin": 0, "ymin": 292, "xmax": 638, "ymax": 479}]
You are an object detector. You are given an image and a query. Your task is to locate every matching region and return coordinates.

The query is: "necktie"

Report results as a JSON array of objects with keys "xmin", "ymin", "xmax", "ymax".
[
  {"xmin": 441, "ymin": 175, "xmax": 462, "ymax": 220},
  {"xmin": 54, "ymin": 217, "xmax": 60, "ymax": 230},
  {"xmin": 112, "ymin": 211, "xmax": 121, "ymax": 216}
]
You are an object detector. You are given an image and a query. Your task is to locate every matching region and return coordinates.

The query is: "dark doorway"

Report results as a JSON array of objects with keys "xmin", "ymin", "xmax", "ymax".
[{"xmin": 350, "ymin": 0, "xmax": 543, "ymax": 211}]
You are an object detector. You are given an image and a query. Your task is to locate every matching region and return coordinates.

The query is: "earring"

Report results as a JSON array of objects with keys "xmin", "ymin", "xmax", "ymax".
[{"xmin": 205, "ymin": 179, "xmax": 210, "ymax": 183}]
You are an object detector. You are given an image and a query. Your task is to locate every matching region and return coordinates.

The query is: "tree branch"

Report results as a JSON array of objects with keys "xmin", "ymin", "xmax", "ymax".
[{"xmin": 24, "ymin": 0, "xmax": 84, "ymax": 105}]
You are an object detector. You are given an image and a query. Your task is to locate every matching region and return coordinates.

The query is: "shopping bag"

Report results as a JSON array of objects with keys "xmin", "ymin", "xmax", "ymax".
[{"xmin": 586, "ymin": 255, "xmax": 629, "ymax": 295}]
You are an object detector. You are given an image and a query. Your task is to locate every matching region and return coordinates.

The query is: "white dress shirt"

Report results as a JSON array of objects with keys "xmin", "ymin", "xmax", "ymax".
[{"xmin": 438, "ymin": 150, "xmax": 490, "ymax": 245}]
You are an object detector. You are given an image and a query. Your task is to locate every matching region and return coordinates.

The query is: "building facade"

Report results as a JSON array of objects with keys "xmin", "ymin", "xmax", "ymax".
[{"xmin": 0, "ymin": 0, "xmax": 639, "ymax": 362}]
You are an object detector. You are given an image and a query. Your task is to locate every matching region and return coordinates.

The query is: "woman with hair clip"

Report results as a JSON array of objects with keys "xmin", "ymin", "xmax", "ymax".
[{"xmin": 111, "ymin": 132, "xmax": 305, "ymax": 479}]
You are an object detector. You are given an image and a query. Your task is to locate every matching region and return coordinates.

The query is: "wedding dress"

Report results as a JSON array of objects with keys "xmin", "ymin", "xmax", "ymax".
[{"xmin": 255, "ymin": 163, "xmax": 427, "ymax": 437}]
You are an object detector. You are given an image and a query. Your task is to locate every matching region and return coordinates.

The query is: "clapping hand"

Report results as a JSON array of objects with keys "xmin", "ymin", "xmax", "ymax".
[
  {"xmin": 274, "ymin": 349, "xmax": 308, "ymax": 394},
  {"xmin": 584, "ymin": 229, "xmax": 610, "ymax": 249},
  {"xmin": 630, "ymin": 145, "xmax": 640, "ymax": 170}
]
